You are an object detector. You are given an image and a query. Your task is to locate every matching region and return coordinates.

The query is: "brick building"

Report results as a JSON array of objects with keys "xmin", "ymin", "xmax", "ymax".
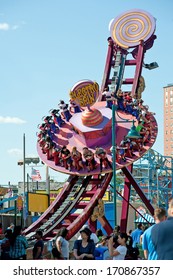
[{"xmin": 164, "ymin": 83, "xmax": 173, "ymax": 157}]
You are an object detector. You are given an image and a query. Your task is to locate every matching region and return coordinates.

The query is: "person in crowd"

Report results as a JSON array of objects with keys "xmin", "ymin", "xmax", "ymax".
[
  {"xmin": 102, "ymin": 86, "xmax": 115, "ymax": 109},
  {"xmin": 82, "ymin": 147, "xmax": 97, "ymax": 172},
  {"xmin": 108, "ymin": 232, "xmax": 128, "ymax": 260},
  {"xmin": 151, "ymin": 199, "xmax": 173, "ymax": 260},
  {"xmin": 71, "ymin": 146, "xmax": 84, "ymax": 171},
  {"xmin": 43, "ymin": 136, "xmax": 56, "ymax": 160},
  {"xmin": 60, "ymin": 145, "xmax": 72, "ymax": 171},
  {"xmin": 139, "ymin": 225, "xmax": 149, "ymax": 245},
  {"xmin": 69, "ymin": 99, "xmax": 82, "ymax": 113},
  {"xmin": 42, "ymin": 115, "xmax": 59, "ymax": 134},
  {"xmin": 115, "ymin": 88, "xmax": 125, "ymax": 111},
  {"xmin": 112, "ymin": 225, "xmax": 121, "ymax": 249},
  {"xmin": 142, "ymin": 207, "xmax": 166, "ymax": 260},
  {"xmin": 77, "ymin": 225, "xmax": 99, "ymax": 244},
  {"xmin": 55, "ymin": 227, "xmax": 69, "ymax": 260},
  {"xmin": 120, "ymin": 136, "xmax": 136, "ymax": 158},
  {"xmin": 0, "ymin": 223, "xmax": 3, "ymax": 234},
  {"xmin": 125, "ymin": 233, "xmax": 140, "ymax": 260},
  {"xmin": 7, "ymin": 222, "xmax": 15, "ymax": 232},
  {"xmin": 9, "ymin": 225, "xmax": 28, "ymax": 260},
  {"xmin": 73, "ymin": 227, "xmax": 95, "ymax": 260},
  {"xmin": 33, "ymin": 230, "xmax": 44, "ymax": 259},
  {"xmin": 136, "ymin": 121, "xmax": 150, "ymax": 146},
  {"xmin": 113, "ymin": 225, "xmax": 120, "ymax": 235},
  {"xmin": 0, "ymin": 228, "xmax": 12, "ymax": 260},
  {"xmin": 95, "ymin": 235, "xmax": 112, "ymax": 260},
  {"xmin": 58, "ymin": 100, "xmax": 72, "ymax": 121},
  {"xmin": 49, "ymin": 109, "xmax": 65, "ymax": 127},
  {"xmin": 52, "ymin": 146, "xmax": 61, "ymax": 166},
  {"xmin": 131, "ymin": 223, "xmax": 143, "ymax": 248},
  {"xmin": 117, "ymin": 141, "xmax": 127, "ymax": 162},
  {"xmin": 96, "ymin": 235, "xmax": 108, "ymax": 248},
  {"xmin": 95, "ymin": 229, "xmax": 104, "ymax": 242},
  {"xmin": 95, "ymin": 147, "xmax": 112, "ymax": 172}
]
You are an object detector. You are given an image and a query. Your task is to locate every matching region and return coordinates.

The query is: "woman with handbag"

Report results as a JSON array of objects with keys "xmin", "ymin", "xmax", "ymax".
[{"xmin": 54, "ymin": 227, "xmax": 69, "ymax": 260}]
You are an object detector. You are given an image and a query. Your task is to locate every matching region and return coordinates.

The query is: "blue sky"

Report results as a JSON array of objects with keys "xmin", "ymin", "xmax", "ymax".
[{"xmin": 0, "ymin": 0, "xmax": 173, "ymax": 185}]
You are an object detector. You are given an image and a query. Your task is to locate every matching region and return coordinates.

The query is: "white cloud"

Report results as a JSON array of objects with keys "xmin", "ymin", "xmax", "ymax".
[
  {"xmin": 0, "ymin": 23, "xmax": 10, "ymax": 30},
  {"xmin": 27, "ymin": 154, "xmax": 39, "ymax": 158},
  {"xmin": 0, "ymin": 21, "xmax": 26, "ymax": 31},
  {"xmin": 12, "ymin": 25, "xmax": 19, "ymax": 30},
  {"xmin": 7, "ymin": 148, "xmax": 22, "ymax": 157},
  {"xmin": 0, "ymin": 116, "xmax": 26, "ymax": 124},
  {"xmin": 7, "ymin": 149, "xmax": 38, "ymax": 160}
]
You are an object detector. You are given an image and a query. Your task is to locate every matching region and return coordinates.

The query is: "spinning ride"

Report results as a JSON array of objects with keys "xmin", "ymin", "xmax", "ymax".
[{"xmin": 24, "ymin": 9, "xmax": 158, "ymax": 241}]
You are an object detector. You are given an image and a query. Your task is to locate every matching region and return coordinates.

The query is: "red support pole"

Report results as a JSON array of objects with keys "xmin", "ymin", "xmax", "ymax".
[
  {"xmin": 100, "ymin": 37, "xmax": 114, "ymax": 95},
  {"xmin": 122, "ymin": 166, "xmax": 154, "ymax": 215},
  {"xmin": 120, "ymin": 164, "xmax": 133, "ymax": 232}
]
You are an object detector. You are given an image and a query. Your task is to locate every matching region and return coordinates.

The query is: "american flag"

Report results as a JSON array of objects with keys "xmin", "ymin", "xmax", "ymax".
[{"xmin": 31, "ymin": 168, "xmax": 41, "ymax": 181}]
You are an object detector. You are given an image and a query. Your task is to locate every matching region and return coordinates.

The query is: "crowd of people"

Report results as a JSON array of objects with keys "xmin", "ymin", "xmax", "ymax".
[
  {"xmin": 51, "ymin": 199, "xmax": 173, "ymax": 260},
  {"xmin": 1, "ymin": 198, "xmax": 173, "ymax": 260}
]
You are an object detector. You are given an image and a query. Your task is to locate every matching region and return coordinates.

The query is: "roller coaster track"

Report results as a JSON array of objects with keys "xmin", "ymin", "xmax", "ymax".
[{"xmin": 24, "ymin": 173, "xmax": 113, "ymax": 240}]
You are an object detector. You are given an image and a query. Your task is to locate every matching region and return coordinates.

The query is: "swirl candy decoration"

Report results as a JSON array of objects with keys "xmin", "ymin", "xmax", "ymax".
[{"xmin": 110, "ymin": 9, "xmax": 156, "ymax": 49}]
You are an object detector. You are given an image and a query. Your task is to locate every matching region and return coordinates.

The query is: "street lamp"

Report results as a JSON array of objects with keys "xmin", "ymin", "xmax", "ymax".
[
  {"xmin": 111, "ymin": 103, "xmax": 117, "ymax": 227},
  {"xmin": 18, "ymin": 157, "xmax": 40, "ymax": 165},
  {"xmin": 17, "ymin": 135, "xmax": 40, "ymax": 228},
  {"xmin": 111, "ymin": 104, "xmax": 141, "ymax": 227},
  {"xmin": 143, "ymin": 62, "xmax": 159, "ymax": 70},
  {"xmin": 23, "ymin": 133, "xmax": 26, "ymax": 228}
]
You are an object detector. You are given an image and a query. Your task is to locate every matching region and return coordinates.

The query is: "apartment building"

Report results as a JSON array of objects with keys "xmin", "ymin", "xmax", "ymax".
[{"xmin": 164, "ymin": 84, "xmax": 173, "ymax": 157}]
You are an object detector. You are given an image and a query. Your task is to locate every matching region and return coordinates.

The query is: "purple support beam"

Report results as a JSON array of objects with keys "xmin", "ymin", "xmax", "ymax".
[
  {"xmin": 88, "ymin": 218, "xmax": 97, "ymax": 233},
  {"xmin": 122, "ymin": 166, "xmax": 154, "ymax": 215},
  {"xmin": 122, "ymin": 78, "xmax": 134, "ymax": 84},
  {"xmin": 120, "ymin": 164, "xmax": 133, "ymax": 232},
  {"xmin": 116, "ymin": 190, "xmax": 152, "ymax": 225},
  {"xmin": 125, "ymin": 60, "xmax": 137, "ymax": 66},
  {"xmin": 100, "ymin": 37, "xmax": 114, "ymax": 95}
]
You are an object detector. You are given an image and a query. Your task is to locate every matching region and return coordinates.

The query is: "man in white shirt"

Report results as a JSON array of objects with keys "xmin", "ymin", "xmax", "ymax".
[{"xmin": 102, "ymin": 87, "xmax": 115, "ymax": 109}]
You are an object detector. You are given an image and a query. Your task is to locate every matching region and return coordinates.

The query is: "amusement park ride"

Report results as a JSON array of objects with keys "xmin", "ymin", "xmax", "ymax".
[{"xmin": 24, "ymin": 9, "xmax": 160, "ymax": 241}]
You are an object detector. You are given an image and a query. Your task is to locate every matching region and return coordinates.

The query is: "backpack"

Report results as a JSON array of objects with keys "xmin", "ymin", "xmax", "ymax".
[
  {"xmin": 51, "ymin": 239, "xmax": 64, "ymax": 259},
  {"xmin": 125, "ymin": 246, "xmax": 139, "ymax": 260},
  {"xmin": 52, "ymin": 247, "xmax": 64, "ymax": 259}
]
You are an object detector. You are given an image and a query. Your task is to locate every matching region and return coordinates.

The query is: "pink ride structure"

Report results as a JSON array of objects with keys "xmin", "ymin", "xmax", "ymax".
[{"xmin": 24, "ymin": 9, "xmax": 158, "ymax": 241}]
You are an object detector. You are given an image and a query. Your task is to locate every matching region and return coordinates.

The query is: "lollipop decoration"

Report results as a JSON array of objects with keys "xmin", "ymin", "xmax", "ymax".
[
  {"xmin": 110, "ymin": 9, "xmax": 156, "ymax": 49},
  {"xmin": 69, "ymin": 79, "xmax": 99, "ymax": 108},
  {"xmin": 69, "ymin": 79, "xmax": 102, "ymax": 127}
]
